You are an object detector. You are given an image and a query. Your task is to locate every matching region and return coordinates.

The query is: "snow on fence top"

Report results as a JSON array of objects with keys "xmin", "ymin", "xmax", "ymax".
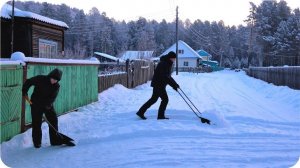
[
  {"xmin": 23, "ymin": 57, "xmax": 100, "ymax": 65},
  {"xmin": 0, "ymin": 59, "xmax": 24, "ymax": 66},
  {"xmin": 0, "ymin": 52, "xmax": 100, "ymax": 65},
  {"xmin": 1, "ymin": 4, "xmax": 69, "ymax": 28}
]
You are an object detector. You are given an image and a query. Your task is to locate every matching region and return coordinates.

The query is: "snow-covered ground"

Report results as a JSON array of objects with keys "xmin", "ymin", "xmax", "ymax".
[{"xmin": 1, "ymin": 70, "xmax": 300, "ymax": 168}]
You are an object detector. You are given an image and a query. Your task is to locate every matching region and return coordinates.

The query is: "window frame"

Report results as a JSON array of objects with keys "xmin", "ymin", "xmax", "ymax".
[
  {"xmin": 183, "ymin": 61, "xmax": 189, "ymax": 66},
  {"xmin": 38, "ymin": 39, "xmax": 58, "ymax": 58}
]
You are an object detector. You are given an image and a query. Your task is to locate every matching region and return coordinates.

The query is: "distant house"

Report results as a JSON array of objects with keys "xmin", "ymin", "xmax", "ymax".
[
  {"xmin": 197, "ymin": 49, "xmax": 212, "ymax": 61},
  {"xmin": 197, "ymin": 50, "xmax": 223, "ymax": 71},
  {"xmin": 119, "ymin": 51, "xmax": 154, "ymax": 61},
  {"xmin": 160, "ymin": 40, "xmax": 202, "ymax": 68},
  {"xmin": 1, "ymin": 4, "xmax": 68, "ymax": 58},
  {"xmin": 94, "ymin": 52, "xmax": 124, "ymax": 63}
]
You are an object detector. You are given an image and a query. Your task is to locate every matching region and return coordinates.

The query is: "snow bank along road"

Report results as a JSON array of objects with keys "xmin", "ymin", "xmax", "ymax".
[{"xmin": 1, "ymin": 70, "xmax": 300, "ymax": 168}]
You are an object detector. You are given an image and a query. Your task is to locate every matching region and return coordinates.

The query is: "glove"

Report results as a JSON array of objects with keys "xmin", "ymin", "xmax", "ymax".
[
  {"xmin": 24, "ymin": 96, "xmax": 32, "ymax": 105},
  {"xmin": 172, "ymin": 83, "xmax": 180, "ymax": 91}
]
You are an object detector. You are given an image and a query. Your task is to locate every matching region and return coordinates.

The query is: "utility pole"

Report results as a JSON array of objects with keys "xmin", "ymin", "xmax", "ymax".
[
  {"xmin": 248, "ymin": 19, "xmax": 254, "ymax": 68},
  {"xmin": 11, "ymin": 0, "xmax": 15, "ymax": 55},
  {"xmin": 175, "ymin": 6, "xmax": 179, "ymax": 75}
]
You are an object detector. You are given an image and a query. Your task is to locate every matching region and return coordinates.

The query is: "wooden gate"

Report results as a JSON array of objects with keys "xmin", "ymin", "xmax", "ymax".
[{"xmin": 0, "ymin": 64, "xmax": 23, "ymax": 142}]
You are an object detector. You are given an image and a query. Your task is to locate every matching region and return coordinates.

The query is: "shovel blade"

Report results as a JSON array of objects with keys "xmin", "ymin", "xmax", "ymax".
[
  {"xmin": 200, "ymin": 117, "xmax": 211, "ymax": 125},
  {"xmin": 57, "ymin": 132, "xmax": 74, "ymax": 142},
  {"xmin": 57, "ymin": 132, "xmax": 75, "ymax": 146}
]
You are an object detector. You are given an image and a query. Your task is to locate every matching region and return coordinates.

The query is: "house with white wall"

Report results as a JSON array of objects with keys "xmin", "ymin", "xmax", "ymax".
[{"xmin": 160, "ymin": 40, "xmax": 202, "ymax": 68}]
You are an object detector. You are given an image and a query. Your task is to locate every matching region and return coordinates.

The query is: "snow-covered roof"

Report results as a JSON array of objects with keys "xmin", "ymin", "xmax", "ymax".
[
  {"xmin": 197, "ymin": 50, "xmax": 211, "ymax": 57},
  {"xmin": 119, "ymin": 51, "xmax": 154, "ymax": 60},
  {"xmin": 160, "ymin": 40, "xmax": 202, "ymax": 60},
  {"xmin": 94, "ymin": 52, "xmax": 125, "ymax": 62},
  {"xmin": 1, "ymin": 4, "xmax": 69, "ymax": 29}
]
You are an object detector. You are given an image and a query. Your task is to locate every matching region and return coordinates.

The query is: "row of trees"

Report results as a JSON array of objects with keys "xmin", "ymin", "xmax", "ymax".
[{"xmin": 12, "ymin": 0, "xmax": 300, "ymax": 67}]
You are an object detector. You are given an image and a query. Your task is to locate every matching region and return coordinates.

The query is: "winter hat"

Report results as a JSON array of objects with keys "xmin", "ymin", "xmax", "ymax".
[
  {"xmin": 48, "ymin": 68, "xmax": 63, "ymax": 81},
  {"xmin": 166, "ymin": 51, "xmax": 176, "ymax": 59}
]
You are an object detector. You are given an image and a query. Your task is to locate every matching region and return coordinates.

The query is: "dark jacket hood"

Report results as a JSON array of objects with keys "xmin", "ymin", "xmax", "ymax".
[
  {"xmin": 48, "ymin": 68, "xmax": 62, "ymax": 81},
  {"xmin": 160, "ymin": 51, "xmax": 176, "ymax": 61},
  {"xmin": 160, "ymin": 55, "xmax": 169, "ymax": 61}
]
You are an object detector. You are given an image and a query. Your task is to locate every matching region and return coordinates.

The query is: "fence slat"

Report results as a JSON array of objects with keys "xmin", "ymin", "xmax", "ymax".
[
  {"xmin": 247, "ymin": 66, "xmax": 300, "ymax": 90},
  {"xmin": 98, "ymin": 60, "xmax": 155, "ymax": 93},
  {"xmin": 0, "ymin": 64, "xmax": 23, "ymax": 142}
]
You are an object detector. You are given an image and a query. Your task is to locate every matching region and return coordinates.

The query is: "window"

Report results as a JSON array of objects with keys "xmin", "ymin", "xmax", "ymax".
[
  {"xmin": 39, "ymin": 39, "xmax": 58, "ymax": 58},
  {"xmin": 184, "ymin": 61, "xmax": 189, "ymax": 66},
  {"xmin": 179, "ymin": 49, "xmax": 184, "ymax": 54}
]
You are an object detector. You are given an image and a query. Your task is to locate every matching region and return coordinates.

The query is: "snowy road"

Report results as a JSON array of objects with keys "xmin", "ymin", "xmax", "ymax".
[{"xmin": 1, "ymin": 70, "xmax": 300, "ymax": 168}]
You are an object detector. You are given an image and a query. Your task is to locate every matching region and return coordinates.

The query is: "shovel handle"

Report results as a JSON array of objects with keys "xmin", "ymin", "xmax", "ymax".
[
  {"xmin": 24, "ymin": 96, "xmax": 32, "ymax": 105},
  {"xmin": 178, "ymin": 88, "xmax": 202, "ymax": 114}
]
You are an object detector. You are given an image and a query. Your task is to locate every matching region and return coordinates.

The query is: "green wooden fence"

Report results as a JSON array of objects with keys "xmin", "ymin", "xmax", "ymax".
[
  {"xmin": 0, "ymin": 64, "xmax": 23, "ymax": 142},
  {"xmin": 24, "ymin": 63, "xmax": 99, "ymax": 125},
  {"xmin": 0, "ymin": 61, "xmax": 99, "ymax": 143}
]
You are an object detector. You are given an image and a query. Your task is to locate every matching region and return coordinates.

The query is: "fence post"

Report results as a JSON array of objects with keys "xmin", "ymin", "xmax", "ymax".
[
  {"xmin": 126, "ymin": 59, "xmax": 129, "ymax": 88},
  {"xmin": 131, "ymin": 61, "xmax": 135, "ymax": 88},
  {"xmin": 21, "ymin": 65, "xmax": 27, "ymax": 132}
]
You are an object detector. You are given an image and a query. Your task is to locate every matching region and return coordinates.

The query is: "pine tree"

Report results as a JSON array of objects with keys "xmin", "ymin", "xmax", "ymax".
[
  {"xmin": 114, "ymin": 21, "xmax": 129, "ymax": 56},
  {"xmin": 273, "ymin": 8, "xmax": 300, "ymax": 65},
  {"xmin": 67, "ymin": 9, "xmax": 88, "ymax": 58},
  {"xmin": 40, "ymin": 2, "xmax": 57, "ymax": 19}
]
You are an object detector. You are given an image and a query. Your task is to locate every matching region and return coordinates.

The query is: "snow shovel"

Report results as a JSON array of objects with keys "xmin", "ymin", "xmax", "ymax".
[
  {"xmin": 43, "ymin": 115, "xmax": 75, "ymax": 146},
  {"xmin": 25, "ymin": 97, "xmax": 75, "ymax": 146},
  {"xmin": 177, "ymin": 88, "xmax": 211, "ymax": 125}
]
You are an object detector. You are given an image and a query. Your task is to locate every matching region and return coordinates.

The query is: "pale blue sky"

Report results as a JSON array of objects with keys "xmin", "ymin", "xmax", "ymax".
[{"xmin": 2, "ymin": 0, "xmax": 300, "ymax": 26}]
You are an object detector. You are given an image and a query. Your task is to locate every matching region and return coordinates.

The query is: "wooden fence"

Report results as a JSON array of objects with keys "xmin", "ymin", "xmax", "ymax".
[
  {"xmin": 247, "ymin": 66, "xmax": 300, "ymax": 90},
  {"xmin": 0, "ymin": 60, "xmax": 99, "ymax": 143},
  {"xmin": 0, "ymin": 64, "xmax": 23, "ymax": 142},
  {"xmin": 24, "ymin": 62, "xmax": 99, "ymax": 126},
  {"xmin": 98, "ymin": 73, "xmax": 127, "ymax": 92},
  {"xmin": 177, "ymin": 66, "xmax": 214, "ymax": 73},
  {"xmin": 97, "ymin": 60, "xmax": 219, "ymax": 93},
  {"xmin": 98, "ymin": 60, "xmax": 155, "ymax": 92}
]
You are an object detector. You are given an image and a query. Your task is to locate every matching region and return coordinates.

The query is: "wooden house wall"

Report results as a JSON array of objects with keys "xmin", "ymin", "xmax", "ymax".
[
  {"xmin": 14, "ymin": 20, "xmax": 32, "ymax": 57},
  {"xmin": 1, "ymin": 17, "xmax": 65, "ymax": 58},
  {"xmin": 1, "ymin": 19, "xmax": 13, "ymax": 58},
  {"xmin": 32, "ymin": 24, "xmax": 64, "ymax": 57}
]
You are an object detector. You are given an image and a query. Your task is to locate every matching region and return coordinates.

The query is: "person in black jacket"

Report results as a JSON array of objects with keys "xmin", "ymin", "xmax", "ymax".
[
  {"xmin": 22, "ymin": 68, "xmax": 63, "ymax": 148},
  {"xmin": 136, "ymin": 51, "xmax": 179, "ymax": 120}
]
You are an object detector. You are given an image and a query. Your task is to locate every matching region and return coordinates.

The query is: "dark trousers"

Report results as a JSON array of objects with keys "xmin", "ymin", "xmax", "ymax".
[
  {"xmin": 138, "ymin": 87, "xmax": 169, "ymax": 118},
  {"xmin": 31, "ymin": 104, "xmax": 59, "ymax": 145}
]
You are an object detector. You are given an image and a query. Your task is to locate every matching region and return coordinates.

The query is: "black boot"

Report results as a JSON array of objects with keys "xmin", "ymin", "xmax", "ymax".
[
  {"xmin": 51, "ymin": 142, "xmax": 63, "ymax": 146},
  {"xmin": 136, "ymin": 112, "xmax": 147, "ymax": 120},
  {"xmin": 34, "ymin": 143, "xmax": 41, "ymax": 148},
  {"xmin": 157, "ymin": 116, "xmax": 169, "ymax": 120}
]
